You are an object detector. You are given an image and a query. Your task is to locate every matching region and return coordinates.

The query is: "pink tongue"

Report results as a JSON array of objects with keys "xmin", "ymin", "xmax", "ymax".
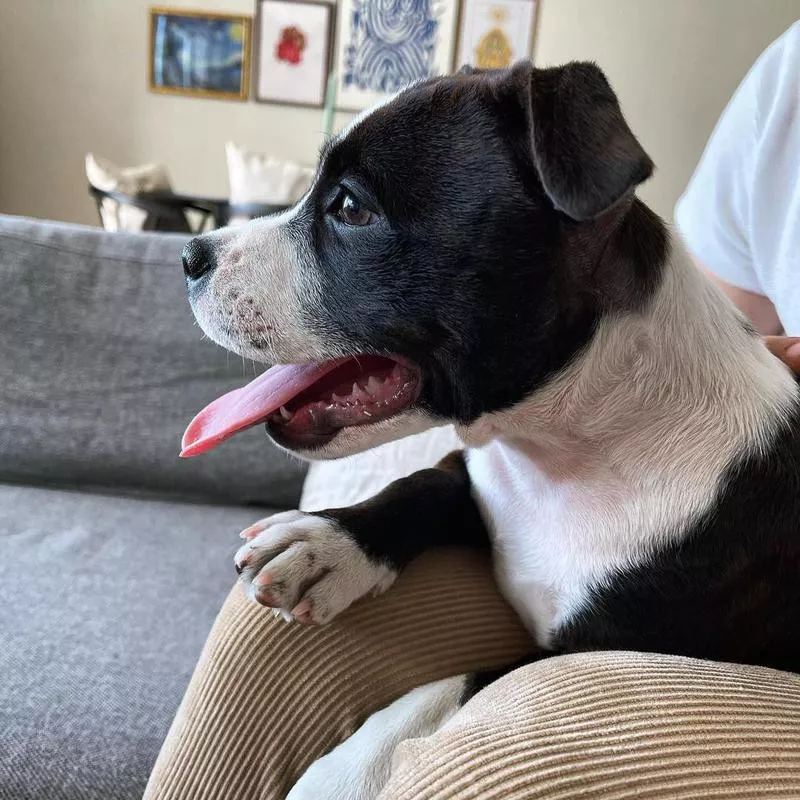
[{"xmin": 180, "ymin": 359, "xmax": 349, "ymax": 458}]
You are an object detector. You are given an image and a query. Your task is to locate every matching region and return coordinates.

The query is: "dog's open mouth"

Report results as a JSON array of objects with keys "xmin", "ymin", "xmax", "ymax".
[{"xmin": 180, "ymin": 355, "xmax": 421, "ymax": 457}]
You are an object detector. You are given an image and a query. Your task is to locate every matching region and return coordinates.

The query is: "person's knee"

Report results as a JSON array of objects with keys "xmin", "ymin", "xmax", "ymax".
[{"xmin": 380, "ymin": 651, "xmax": 800, "ymax": 800}]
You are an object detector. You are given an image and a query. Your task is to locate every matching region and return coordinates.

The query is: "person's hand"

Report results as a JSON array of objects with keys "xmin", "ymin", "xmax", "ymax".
[{"xmin": 764, "ymin": 337, "xmax": 800, "ymax": 375}]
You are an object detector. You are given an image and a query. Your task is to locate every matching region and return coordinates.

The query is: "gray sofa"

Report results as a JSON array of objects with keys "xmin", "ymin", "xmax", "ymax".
[{"xmin": 0, "ymin": 215, "xmax": 308, "ymax": 799}]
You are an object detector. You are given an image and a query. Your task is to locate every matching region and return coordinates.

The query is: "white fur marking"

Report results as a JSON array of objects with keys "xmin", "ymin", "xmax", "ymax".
[
  {"xmin": 188, "ymin": 203, "xmax": 331, "ymax": 364},
  {"xmin": 235, "ymin": 510, "xmax": 397, "ymax": 624},
  {"xmin": 287, "ymin": 676, "xmax": 467, "ymax": 800}
]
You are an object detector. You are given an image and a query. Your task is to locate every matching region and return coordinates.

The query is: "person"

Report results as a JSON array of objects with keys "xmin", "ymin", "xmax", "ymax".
[{"xmin": 676, "ymin": 20, "xmax": 800, "ymax": 372}]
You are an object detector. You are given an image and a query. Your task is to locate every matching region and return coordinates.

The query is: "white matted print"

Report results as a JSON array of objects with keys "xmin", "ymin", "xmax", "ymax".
[
  {"xmin": 334, "ymin": 0, "xmax": 459, "ymax": 112},
  {"xmin": 254, "ymin": 0, "xmax": 333, "ymax": 108},
  {"xmin": 455, "ymin": 0, "xmax": 538, "ymax": 70}
]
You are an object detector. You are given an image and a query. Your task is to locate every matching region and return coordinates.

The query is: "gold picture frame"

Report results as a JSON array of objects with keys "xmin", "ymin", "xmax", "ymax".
[
  {"xmin": 149, "ymin": 7, "xmax": 252, "ymax": 101},
  {"xmin": 453, "ymin": 0, "xmax": 541, "ymax": 71}
]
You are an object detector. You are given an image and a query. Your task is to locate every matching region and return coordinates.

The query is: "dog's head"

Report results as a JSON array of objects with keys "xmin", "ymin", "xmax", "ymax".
[{"xmin": 181, "ymin": 60, "xmax": 664, "ymax": 460}]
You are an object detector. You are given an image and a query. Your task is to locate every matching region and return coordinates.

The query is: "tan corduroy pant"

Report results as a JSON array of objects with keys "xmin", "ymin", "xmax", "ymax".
[{"xmin": 145, "ymin": 550, "xmax": 800, "ymax": 800}]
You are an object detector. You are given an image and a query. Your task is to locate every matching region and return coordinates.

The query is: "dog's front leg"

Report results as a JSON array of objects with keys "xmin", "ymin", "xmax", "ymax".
[{"xmin": 234, "ymin": 451, "xmax": 488, "ymax": 624}]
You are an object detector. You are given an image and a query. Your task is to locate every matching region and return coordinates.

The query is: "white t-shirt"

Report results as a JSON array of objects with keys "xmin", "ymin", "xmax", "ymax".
[{"xmin": 675, "ymin": 21, "xmax": 800, "ymax": 335}]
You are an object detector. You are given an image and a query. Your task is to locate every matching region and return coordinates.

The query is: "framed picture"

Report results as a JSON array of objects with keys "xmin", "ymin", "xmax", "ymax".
[
  {"xmin": 149, "ymin": 7, "xmax": 251, "ymax": 101},
  {"xmin": 455, "ymin": 0, "xmax": 539, "ymax": 71},
  {"xmin": 334, "ymin": 0, "xmax": 460, "ymax": 112},
  {"xmin": 253, "ymin": 0, "xmax": 334, "ymax": 108}
]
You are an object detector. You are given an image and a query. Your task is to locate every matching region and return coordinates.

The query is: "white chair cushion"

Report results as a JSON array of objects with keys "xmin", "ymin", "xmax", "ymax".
[
  {"xmin": 86, "ymin": 153, "xmax": 172, "ymax": 232},
  {"xmin": 225, "ymin": 141, "xmax": 314, "ymax": 225},
  {"xmin": 300, "ymin": 426, "xmax": 462, "ymax": 511}
]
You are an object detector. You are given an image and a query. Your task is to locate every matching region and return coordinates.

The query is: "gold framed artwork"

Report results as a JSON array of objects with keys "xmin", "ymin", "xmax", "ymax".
[
  {"xmin": 455, "ymin": 0, "xmax": 539, "ymax": 71},
  {"xmin": 149, "ymin": 7, "xmax": 252, "ymax": 101}
]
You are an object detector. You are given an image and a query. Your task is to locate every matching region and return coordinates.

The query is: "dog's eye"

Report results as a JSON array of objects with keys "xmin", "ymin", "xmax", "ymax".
[{"xmin": 336, "ymin": 193, "xmax": 375, "ymax": 227}]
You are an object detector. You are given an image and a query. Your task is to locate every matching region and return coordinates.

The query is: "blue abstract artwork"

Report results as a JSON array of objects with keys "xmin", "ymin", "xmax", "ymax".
[{"xmin": 343, "ymin": 0, "xmax": 441, "ymax": 93}]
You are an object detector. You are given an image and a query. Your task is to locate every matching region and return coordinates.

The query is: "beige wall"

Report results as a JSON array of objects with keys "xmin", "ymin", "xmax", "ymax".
[
  {"xmin": 0, "ymin": 1, "xmax": 797, "ymax": 226},
  {"xmin": 534, "ymin": 0, "xmax": 799, "ymax": 220},
  {"xmin": 0, "ymin": 0, "xmax": 346, "ymax": 226}
]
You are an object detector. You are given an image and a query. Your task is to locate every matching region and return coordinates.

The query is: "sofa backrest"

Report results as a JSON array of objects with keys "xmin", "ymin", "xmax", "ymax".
[{"xmin": 0, "ymin": 214, "xmax": 307, "ymax": 508}]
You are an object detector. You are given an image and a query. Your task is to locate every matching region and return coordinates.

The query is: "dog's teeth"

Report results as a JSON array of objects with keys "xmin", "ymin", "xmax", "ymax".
[
  {"xmin": 366, "ymin": 376, "xmax": 382, "ymax": 395},
  {"xmin": 351, "ymin": 382, "xmax": 371, "ymax": 401},
  {"xmin": 332, "ymin": 393, "xmax": 346, "ymax": 403},
  {"xmin": 279, "ymin": 405, "xmax": 292, "ymax": 420}
]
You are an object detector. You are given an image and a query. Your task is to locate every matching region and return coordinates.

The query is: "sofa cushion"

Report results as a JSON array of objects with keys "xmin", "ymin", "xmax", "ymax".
[
  {"xmin": 0, "ymin": 482, "xmax": 261, "ymax": 800},
  {"xmin": 0, "ymin": 214, "xmax": 306, "ymax": 507}
]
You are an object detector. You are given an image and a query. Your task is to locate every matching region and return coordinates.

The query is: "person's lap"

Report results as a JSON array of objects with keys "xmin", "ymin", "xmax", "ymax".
[
  {"xmin": 379, "ymin": 650, "xmax": 800, "ymax": 799},
  {"xmin": 145, "ymin": 547, "xmax": 800, "ymax": 800},
  {"xmin": 143, "ymin": 548, "xmax": 531, "ymax": 800}
]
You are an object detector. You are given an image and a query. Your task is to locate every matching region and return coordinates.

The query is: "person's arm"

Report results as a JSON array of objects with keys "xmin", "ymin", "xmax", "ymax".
[
  {"xmin": 676, "ymin": 24, "xmax": 800, "ymax": 339},
  {"xmin": 700, "ymin": 268, "xmax": 782, "ymax": 336},
  {"xmin": 692, "ymin": 256, "xmax": 800, "ymax": 371},
  {"xmin": 698, "ymin": 260, "xmax": 800, "ymax": 372}
]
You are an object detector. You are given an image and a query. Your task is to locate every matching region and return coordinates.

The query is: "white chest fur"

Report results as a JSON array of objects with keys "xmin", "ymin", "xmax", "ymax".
[
  {"xmin": 467, "ymin": 441, "xmax": 696, "ymax": 645},
  {"xmin": 461, "ymin": 240, "xmax": 797, "ymax": 647}
]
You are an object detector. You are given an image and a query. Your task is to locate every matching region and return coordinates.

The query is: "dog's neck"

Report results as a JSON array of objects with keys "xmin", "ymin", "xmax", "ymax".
[{"xmin": 459, "ymin": 231, "xmax": 797, "ymax": 485}]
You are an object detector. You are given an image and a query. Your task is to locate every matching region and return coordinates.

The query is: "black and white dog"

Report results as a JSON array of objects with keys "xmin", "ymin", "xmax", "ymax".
[{"xmin": 180, "ymin": 61, "xmax": 800, "ymax": 798}]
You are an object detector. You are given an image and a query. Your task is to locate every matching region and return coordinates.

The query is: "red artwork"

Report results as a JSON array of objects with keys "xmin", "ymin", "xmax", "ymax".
[{"xmin": 275, "ymin": 25, "xmax": 307, "ymax": 65}]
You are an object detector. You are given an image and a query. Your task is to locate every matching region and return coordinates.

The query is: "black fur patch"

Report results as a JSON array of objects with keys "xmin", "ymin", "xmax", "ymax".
[
  {"xmin": 291, "ymin": 62, "xmax": 664, "ymax": 427},
  {"xmin": 318, "ymin": 451, "xmax": 489, "ymax": 571},
  {"xmin": 522, "ymin": 62, "xmax": 654, "ymax": 221}
]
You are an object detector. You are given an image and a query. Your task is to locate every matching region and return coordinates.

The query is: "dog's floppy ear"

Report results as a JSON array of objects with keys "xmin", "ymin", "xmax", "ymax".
[{"xmin": 514, "ymin": 61, "xmax": 653, "ymax": 221}]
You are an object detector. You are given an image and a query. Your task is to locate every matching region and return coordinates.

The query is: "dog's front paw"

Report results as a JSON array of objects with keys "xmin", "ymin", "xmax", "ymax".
[{"xmin": 234, "ymin": 510, "xmax": 397, "ymax": 624}]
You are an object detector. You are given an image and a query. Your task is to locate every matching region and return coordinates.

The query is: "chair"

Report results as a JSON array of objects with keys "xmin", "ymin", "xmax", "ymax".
[{"xmin": 88, "ymin": 185, "xmax": 289, "ymax": 233}]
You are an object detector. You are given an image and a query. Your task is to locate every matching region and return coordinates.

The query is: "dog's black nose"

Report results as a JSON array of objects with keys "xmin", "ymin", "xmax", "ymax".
[{"xmin": 182, "ymin": 237, "xmax": 216, "ymax": 280}]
